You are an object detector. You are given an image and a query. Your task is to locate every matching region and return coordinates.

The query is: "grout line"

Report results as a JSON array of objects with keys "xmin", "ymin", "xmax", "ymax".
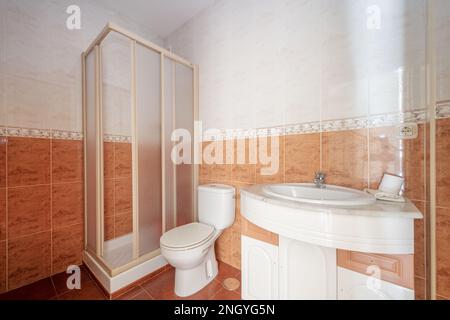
[
  {"xmin": 50, "ymin": 138, "xmax": 53, "ymax": 276},
  {"xmin": 7, "ymin": 229, "xmax": 52, "ymax": 242},
  {"xmin": 49, "ymin": 275, "xmax": 58, "ymax": 299},
  {"xmin": 7, "ymin": 183, "xmax": 52, "ymax": 189}
]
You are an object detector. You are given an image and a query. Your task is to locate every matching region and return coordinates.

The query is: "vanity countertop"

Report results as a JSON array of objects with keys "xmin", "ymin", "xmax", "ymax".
[{"xmin": 241, "ymin": 185, "xmax": 423, "ymax": 219}]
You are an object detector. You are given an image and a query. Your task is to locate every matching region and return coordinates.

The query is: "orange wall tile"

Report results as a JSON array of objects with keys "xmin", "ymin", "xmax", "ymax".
[
  {"xmin": 8, "ymin": 185, "xmax": 51, "ymax": 238},
  {"xmin": 7, "ymin": 137, "xmax": 50, "ymax": 187},
  {"xmin": 115, "ymin": 143, "xmax": 132, "ymax": 178},
  {"xmin": 52, "ymin": 139, "xmax": 83, "ymax": 183},
  {"xmin": 256, "ymin": 136, "xmax": 285, "ymax": 184},
  {"xmin": 0, "ymin": 142, "xmax": 5, "ymax": 188},
  {"xmin": 436, "ymin": 207, "xmax": 450, "ymax": 299},
  {"xmin": 52, "ymin": 223, "xmax": 84, "ymax": 274},
  {"xmin": 322, "ymin": 129, "xmax": 368, "ymax": 189},
  {"xmin": 1, "ymin": 136, "xmax": 86, "ymax": 293},
  {"xmin": 102, "ymin": 142, "xmax": 133, "ymax": 241},
  {"xmin": 437, "ymin": 118, "xmax": 450, "ymax": 208},
  {"xmin": 369, "ymin": 125, "xmax": 425, "ymax": 201},
  {"xmin": 0, "ymin": 189, "xmax": 5, "ymax": 241},
  {"xmin": 103, "ymin": 142, "xmax": 115, "ymax": 179},
  {"xmin": 8, "ymin": 231, "xmax": 51, "ymax": 290},
  {"xmin": 0, "ymin": 241, "xmax": 5, "ymax": 293},
  {"xmin": 285, "ymin": 133, "xmax": 320, "ymax": 183},
  {"xmin": 52, "ymin": 182, "xmax": 84, "ymax": 228}
]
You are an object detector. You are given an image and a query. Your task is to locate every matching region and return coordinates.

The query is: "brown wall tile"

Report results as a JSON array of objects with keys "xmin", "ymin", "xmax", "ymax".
[
  {"xmin": 0, "ymin": 141, "xmax": 6, "ymax": 188},
  {"xmin": 412, "ymin": 201, "xmax": 426, "ymax": 278},
  {"xmin": 0, "ymin": 241, "xmax": 5, "ymax": 293},
  {"xmin": 322, "ymin": 129, "xmax": 368, "ymax": 189},
  {"xmin": 402, "ymin": 125, "xmax": 425, "ymax": 201},
  {"xmin": 52, "ymin": 140, "xmax": 83, "ymax": 183},
  {"xmin": 369, "ymin": 126, "xmax": 402, "ymax": 188},
  {"xmin": 8, "ymin": 231, "xmax": 51, "ymax": 290},
  {"xmin": 7, "ymin": 137, "xmax": 50, "ymax": 187},
  {"xmin": 52, "ymin": 223, "xmax": 84, "ymax": 274},
  {"xmin": 8, "ymin": 185, "xmax": 51, "ymax": 238},
  {"xmin": 115, "ymin": 143, "xmax": 132, "ymax": 178},
  {"xmin": 414, "ymin": 276, "xmax": 426, "ymax": 300},
  {"xmin": 52, "ymin": 182, "xmax": 84, "ymax": 228},
  {"xmin": 115, "ymin": 212, "xmax": 133, "ymax": 238},
  {"xmin": 104, "ymin": 215, "xmax": 115, "ymax": 241},
  {"xmin": 215, "ymin": 228, "xmax": 231, "ymax": 264},
  {"xmin": 103, "ymin": 142, "xmax": 115, "ymax": 179},
  {"xmin": 231, "ymin": 139, "xmax": 256, "ymax": 184},
  {"xmin": 437, "ymin": 118, "xmax": 450, "ymax": 207},
  {"xmin": 285, "ymin": 133, "xmax": 320, "ymax": 183},
  {"xmin": 115, "ymin": 178, "xmax": 132, "ymax": 214},
  {"xmin": 104, "ymin": 179, "xmax": 115, "ymax": 217},
  {"xmin": 256, "ymin": 136, "xmax": 285, "ymax": 184},
  {"xmin": 0, "ymin": 189, "xmax": 5, "ymax": 241},
  {"xmin": 436, "ymin": 207, "xmax": 450, "ymax": 298}
]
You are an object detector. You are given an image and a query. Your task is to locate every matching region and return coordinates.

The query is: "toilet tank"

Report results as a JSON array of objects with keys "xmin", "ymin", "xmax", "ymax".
[{"xmin": 198, "ymin": 184, "xmax": 235, "ymax": 230}]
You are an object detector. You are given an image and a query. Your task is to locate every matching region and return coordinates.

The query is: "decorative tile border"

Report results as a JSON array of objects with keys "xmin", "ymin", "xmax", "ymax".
[
  {"xmin": 0, "ymin": 126, "xmax": 132, "ymax": 143},
  {"xmin": 0, "ymin": 108, "xmax": 431, "ymax": 142},
  {"xmin": 103, "ymin": 134, "xmax": 132, "ymax": 143},
  {"xmin": 436, "ymin": 101, "xmax": 450, "ymax": 119},
  {"xmin": 203, "ymin": 109, "xmax": 428, "ymax": 141}
]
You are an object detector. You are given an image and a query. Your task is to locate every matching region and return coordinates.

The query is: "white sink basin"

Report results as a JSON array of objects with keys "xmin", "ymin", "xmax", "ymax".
[
  {"xmin": 262, "ymin": 183, "xmax": 376, "ymax": 207},
  {"xmin": 241, "ymin": 183, "xmax": 423, "ymax": 254}
]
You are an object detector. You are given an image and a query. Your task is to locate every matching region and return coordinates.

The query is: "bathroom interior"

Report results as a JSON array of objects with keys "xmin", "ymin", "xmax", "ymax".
[{"xmin": 0, "ymin": 0, "xmax": 449, "ymax": 301}]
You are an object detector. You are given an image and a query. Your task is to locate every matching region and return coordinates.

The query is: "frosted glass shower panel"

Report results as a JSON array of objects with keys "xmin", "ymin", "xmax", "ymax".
[
  {"xmin": 85, "ymin": 49, "xmax": 98, "ymax": 253},
  {"xmin": 175, "ymin": 63, "xmax": 194, "ymax": 226},
  {"xmin": 136, "ymin": 44, "xmax": 163, "ymax": 256}
]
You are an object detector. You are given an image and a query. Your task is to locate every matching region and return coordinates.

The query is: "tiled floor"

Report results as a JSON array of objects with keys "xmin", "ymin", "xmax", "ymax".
[{"xmin": 0, "ymin": 261, "xmax": 241, "ymax": 300}]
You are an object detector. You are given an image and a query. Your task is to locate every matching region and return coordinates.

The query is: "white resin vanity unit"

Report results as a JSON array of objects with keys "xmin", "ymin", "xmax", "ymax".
[{"xmin": 240, "ymin": 183, "xmax": 423, "ymax": 300}]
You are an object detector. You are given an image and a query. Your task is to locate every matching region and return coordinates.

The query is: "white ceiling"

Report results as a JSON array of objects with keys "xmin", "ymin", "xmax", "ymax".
[{"xmin": 97, "ymin": 0, "xmax": 215, "ymax": 38}]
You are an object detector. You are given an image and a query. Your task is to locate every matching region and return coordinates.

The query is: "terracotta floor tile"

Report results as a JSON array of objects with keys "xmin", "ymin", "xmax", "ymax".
[
  {"xmin": 185, "ymin": 279, "xmax": 223, "ymax": 300},
  {"xmin": 216, "ymin": 260, "xmax": 241, "ymax": 283},
  {"xmin": 115, "ymin": 286, "xmax": 145, "ymax": 300},
  {"xmin": 51, "ymin": 265, "xmax": 92, "ymax": 295},
  {"xmin": 210, "ymin": 288, "xmax": 241, "ymax": 300},
  {"xmin": 141, "ymin": 268, "xmax": 179, "ymax": 300},
  {"xmin": 57, "ymin": 281, "xmax": 106, "ymax": 300},
  {"xmin": 0, "ymin": 277, "xmax": 56, "ymax": 300},
  {"xmin": 116, "ymin": 286, "xmax": 153, "ymax": 300}
]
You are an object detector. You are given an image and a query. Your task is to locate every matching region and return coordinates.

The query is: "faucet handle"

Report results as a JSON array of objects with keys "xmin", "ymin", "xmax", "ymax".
[{"xmin": 314, "ymin": 171, "xmax": 326, "ymax": 180}]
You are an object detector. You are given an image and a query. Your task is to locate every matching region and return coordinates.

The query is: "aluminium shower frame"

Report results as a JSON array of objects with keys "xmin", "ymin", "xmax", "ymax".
[{"xmin": 82, "ymin": 23, "xmax": 199, "ymax": 277}]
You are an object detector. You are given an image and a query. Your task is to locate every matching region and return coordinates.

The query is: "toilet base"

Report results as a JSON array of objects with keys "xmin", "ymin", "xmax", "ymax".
[{"xmin": 174, "ymin": 246, "xmax": 219, "ymax": 297}]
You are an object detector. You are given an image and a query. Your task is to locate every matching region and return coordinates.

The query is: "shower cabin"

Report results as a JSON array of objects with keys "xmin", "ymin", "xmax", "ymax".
[{"xmin": 82, "ymin": 23, "xmax": 198, "ymax": 294}]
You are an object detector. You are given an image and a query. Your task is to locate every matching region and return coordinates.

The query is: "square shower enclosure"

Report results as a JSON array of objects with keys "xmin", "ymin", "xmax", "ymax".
[{"xmin": 82, "ymin": 23, "xmax": 198, "ymax": 293}]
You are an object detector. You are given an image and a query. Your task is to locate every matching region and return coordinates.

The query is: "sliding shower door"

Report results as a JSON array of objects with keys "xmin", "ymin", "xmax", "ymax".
[
  {"xmin": 135, "ymin": 44, "xmax": 162, "ymax": 257},
  {"xmin": 100, "ymin": 32, "xmax": 134, "ymax": 268},
  {"xmin": 163, "ymin": 58, "xmax": 195, "ymax": 231},
  {"xmin": 84, "ymin": 47, "xmax": 99, "ymax": 254}
]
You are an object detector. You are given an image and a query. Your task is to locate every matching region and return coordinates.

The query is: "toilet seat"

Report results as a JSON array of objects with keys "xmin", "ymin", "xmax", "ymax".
[{"xmin": 160, "ymin": 222, "xmax": 215, "ymax": 250}]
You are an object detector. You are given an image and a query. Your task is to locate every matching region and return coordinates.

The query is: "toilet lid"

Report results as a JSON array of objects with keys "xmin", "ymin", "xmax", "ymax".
[{"xmin": 160, "ymin": 222, "xmax": 215, "ymax": 249}]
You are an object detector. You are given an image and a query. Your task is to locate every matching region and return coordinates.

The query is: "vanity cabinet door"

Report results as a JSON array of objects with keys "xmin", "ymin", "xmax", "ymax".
[{"xmin": 241, "ymin": 236, "xmax": 279, "ymax": 300}]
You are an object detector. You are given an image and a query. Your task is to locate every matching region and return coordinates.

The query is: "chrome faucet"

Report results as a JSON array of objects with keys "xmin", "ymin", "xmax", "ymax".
[{"xmin": 313, "ymin": 171, "xmax": 326, "ymax": 188}]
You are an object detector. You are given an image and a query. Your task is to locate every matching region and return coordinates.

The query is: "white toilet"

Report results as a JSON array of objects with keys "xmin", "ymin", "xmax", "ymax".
[{"xmin": 160, "ymin": 184, "xmax": 235, "ymax": 297}]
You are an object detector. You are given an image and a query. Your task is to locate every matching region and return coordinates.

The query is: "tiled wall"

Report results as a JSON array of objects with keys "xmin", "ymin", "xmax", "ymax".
[
  {"xmin": 0, "ymin": 136, "xmax": 84, "ymax": 293},
  {"xmin": 436, "ymin": 118, "xmax": 450, "ymax": 300},
  {"xmin": 166, "ymin": 0, "xmax": 427, "ymax": 132},
  {"xmin": 201, "ymin": 125, "xmax": 427, "ymax": 298},
  {"xmin": 103, "ymin": 142, "xmax": 133, "ymax": 241}
]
